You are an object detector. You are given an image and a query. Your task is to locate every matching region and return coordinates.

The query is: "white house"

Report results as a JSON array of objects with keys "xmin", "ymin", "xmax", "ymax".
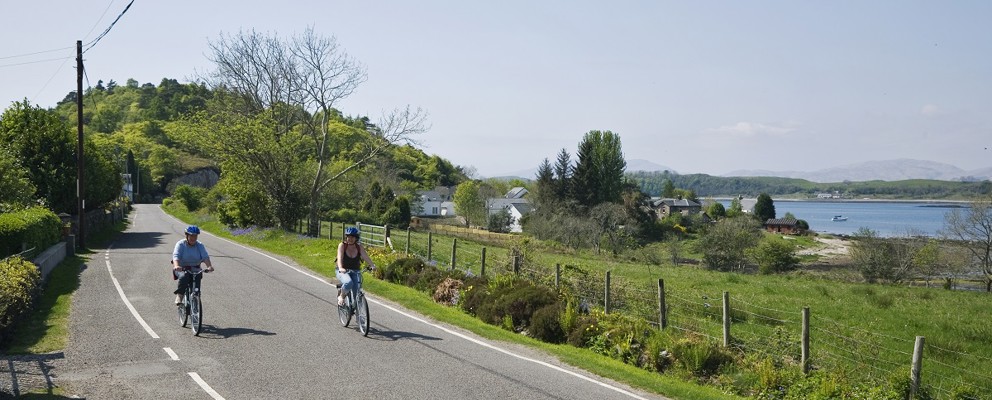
[
  {"xmin": 486, "ymin": 187, "xmax": 533, "ymax": 233},
  {"xmin": 413, "ymin": 188, "xmax": 456, "ymax": 217}
]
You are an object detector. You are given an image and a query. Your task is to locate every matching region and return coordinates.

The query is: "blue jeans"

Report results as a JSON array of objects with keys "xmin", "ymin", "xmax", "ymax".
[{"xmin": 336, "ymin": 269, "xmax": 361, "ymax": 300}]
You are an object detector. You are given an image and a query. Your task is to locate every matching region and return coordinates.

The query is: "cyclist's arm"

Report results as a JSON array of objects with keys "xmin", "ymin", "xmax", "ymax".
[
  {"xmin": 336, "ymin": 242, "xmax": 346, "ymax": 272},
  {"xmin": 172, "ymin": 241, "xmax": 184, "ymax": 270},
  {"xmin": 199, "ymin": 243, "xmax": 214, "ymax": 271}
]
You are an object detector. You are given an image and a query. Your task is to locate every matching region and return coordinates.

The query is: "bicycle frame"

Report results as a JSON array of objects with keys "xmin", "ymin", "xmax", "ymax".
[
  {"xmin": 337, "ymin": 268, "xmax": 371, "ymax": 336},
  {"xmin": 177, "ymin": 268, "xmax": 206, "ymax": 335}
]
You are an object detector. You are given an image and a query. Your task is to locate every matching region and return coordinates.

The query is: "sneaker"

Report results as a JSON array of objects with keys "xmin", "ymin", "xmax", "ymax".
[
  {"xmin": 175, "ymin": 294, "xmax": 183, "ymax": 305},
  {"xmin": 337, "ymin": 294, "xmax": 345, "ymax": 306}
]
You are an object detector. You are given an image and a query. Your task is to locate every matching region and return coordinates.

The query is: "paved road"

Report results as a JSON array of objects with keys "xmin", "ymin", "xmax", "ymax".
[{"xmin": 54, "ymin": 204, "xmax": 666, "ymax": 399}]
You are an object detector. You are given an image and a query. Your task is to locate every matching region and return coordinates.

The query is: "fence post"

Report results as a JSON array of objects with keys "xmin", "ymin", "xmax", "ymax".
[
  {"xmin": 481, "ymin": 247, "xmax": 487, "ymax": 276},
  {"xmin": 427, "ymin": 232, "xmax": 433, "ymax": 262},
  {"xmin": 450, "ymin": 238, "xmax": 457, "ymax": 271},
  {"xmin": 406, "ymin": 227, "xmax": 411, "ymax": 255},
  {"xmin": 555, "ymin": 263, "xmax": 561, "ymax": 289},
  {"xmin": 722, "ymin": 291, "xmax": 730, "ymax": 347},
  {"xmin": 910, "ymin": 336, "xmax": 925, "ymax": 399},
  {"xmin": 604, "ymin": 270, "xmax": 611, "ymax": 314},
  {"xmin": 802, "ymin": 307, "xmax": 810, "ymax": 374},
  {"xmin": 513, "ymin": 251, "xmax": 520, "ymax": 274},
  {"xmin": 658, "ymin": 279, "xmax": 667, "ymax": 329}
]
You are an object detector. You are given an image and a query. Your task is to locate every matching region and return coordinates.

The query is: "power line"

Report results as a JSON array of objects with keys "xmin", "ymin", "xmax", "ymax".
[{"xmin": 83, "ymin": 0, "xmax": 134, "ymax": 53}]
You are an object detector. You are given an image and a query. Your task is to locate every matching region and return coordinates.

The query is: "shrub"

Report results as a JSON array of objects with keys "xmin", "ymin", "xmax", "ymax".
[
  {"xmin": 381, "ymin": 258, "xmax": 426, "ymax": 284},
  {"xmin": 670, "ymin": 336, "xmax": 734, "ymax": 378},
  {"xmin": 529, "ymin": 304, "xmax": 565, "ymax": 343},
  {"xmin": 458, "ymin": 277, "xmax": 491, "ymax": 316},
  {"xmin": 172, "ymin": 184, "xmax": 208, "ymax": 211},
  {"xmin": 0, "ymin": 206, "xmax": 62, "ymax": 259},
  {"xmin": 475, "ymin": 282, "xmax": 558, "ymax": 331},
  {"xmin": 0, "ymin": 256, "xmax": 41, "ymax": 342},
  {"xmin": 566, "ymin": 314, "xmax": 600, "ymax": 348}
]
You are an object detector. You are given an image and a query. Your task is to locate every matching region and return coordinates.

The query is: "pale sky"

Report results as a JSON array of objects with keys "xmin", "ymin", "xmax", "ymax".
[{"xmin": 2, "ymin": 1, "xmax": 990, "ymax": 178}]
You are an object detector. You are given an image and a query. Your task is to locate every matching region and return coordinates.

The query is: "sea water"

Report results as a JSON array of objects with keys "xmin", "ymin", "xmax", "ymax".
[{"xmin": 723, "ymin": 200, "xmax": 965, "ymax": 238}]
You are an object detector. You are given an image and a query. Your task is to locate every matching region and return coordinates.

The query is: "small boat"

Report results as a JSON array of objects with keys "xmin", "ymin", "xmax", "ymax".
[{"xmin": 831, "ymin": 215, "xmax": 848, "ymax": 221}]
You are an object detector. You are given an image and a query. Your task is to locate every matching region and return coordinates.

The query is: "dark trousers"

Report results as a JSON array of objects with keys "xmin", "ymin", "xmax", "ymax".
[{"xmin": 175, "ymin": 270, "xmax": 203, "ymax": 295}]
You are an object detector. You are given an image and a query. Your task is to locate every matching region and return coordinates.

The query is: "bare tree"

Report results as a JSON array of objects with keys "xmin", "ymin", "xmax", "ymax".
[
  {"xmin": 941, "ymin": 197, "xmax": 992, "ymax": 291},
  {"xmin": 203, "ymin": 27, "xmax": 426, "ymax": 234}
]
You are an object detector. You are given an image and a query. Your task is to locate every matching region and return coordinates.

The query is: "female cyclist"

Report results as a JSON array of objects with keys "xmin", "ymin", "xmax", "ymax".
[{"xmin": 336, "ymin": 227, "xmax": 376, "ymax": 306}]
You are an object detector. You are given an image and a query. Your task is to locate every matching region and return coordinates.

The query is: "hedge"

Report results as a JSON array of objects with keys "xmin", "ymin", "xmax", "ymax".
[{"xmin": 0, "ymin": 206, "xmax": 62, "ymax": 258}]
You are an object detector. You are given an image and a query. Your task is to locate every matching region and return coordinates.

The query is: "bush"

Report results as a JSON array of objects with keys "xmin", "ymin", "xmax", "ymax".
[
  {"xmin": 433, "ymin": 277, "xmax": 463, "ymax": 306},
  {"xmin": 475, "ymin": 282, "xmax": 558, "ymax": 331},
  {"xmin": 172, "ymin": 184, "xmax": 208, "ymax": 211},
  {"xmin": 381, "ymin": 258, "xmax": 426, "ymax": 284},
  {"xmin": 670, "ymin": 337, "xmax": 734, "ymax": 378},
  {"xmin": 0, "ymin": 256, "xmax": 41, "ymax": 342},
  {"xmin": 529, "ymin": 304, "xmax": 565, "ymax": 343},
  {"xmin": 566, "ymin": 314, "xmax": 600, "ymax": 348},
  {"xmin": 0, "ymin": 206, "xmax": 62, "ymax": 258}
]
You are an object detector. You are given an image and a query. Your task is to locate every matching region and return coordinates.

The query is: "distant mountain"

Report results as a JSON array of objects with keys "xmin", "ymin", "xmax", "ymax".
[
  {"xmin": 724, "ymin": 159, "xmax": 992, "ymax": 183},
  {"xmin": 490, "ymin": 159, "xmax": 677, "ymax": 180}
]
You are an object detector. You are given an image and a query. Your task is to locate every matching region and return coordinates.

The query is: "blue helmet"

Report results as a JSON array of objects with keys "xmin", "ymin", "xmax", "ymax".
[
  {"xmin": 345, "ymin": 227, "xmax": 360, "ymax": 238},
  {"xmin": 185, "ymin": 225, "xmax": 201, "ymax": 235}
]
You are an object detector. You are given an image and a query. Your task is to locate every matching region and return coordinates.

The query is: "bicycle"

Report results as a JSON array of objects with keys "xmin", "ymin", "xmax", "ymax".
[
  {"xmin": 336, "ymin": 267, "xmax": 371, "ymax": 336},
  {"xmin": 176, "ymin": 268, "xmax": 209, "ymax": 336}
]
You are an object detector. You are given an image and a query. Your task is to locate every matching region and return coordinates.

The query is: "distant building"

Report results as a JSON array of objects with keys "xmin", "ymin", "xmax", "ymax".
[
  {"xmin": 486, "ymin": 187, "xmax": 533, "ymax": 233},
  {"xmin": 651, "ymin": 198, "xmax": 702, "ymax": 218},
  {"xmin": 764, "ymin": 218, "xmax": 804, "ymax": 235},
  {"xmin": 413, "ymin": 187, "xmax": 456, "ymax": 217}
]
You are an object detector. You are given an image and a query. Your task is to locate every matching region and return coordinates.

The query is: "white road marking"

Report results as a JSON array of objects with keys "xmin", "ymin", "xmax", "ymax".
[
  {"xmin": 163, "ymin": 347, "xmax": 179, "ymax": 360},
  {"xmin": 196, "ymin": 222, "xmax": 649, "ymax": 399},
  {"xmin": 106, "ymin": 258, "xmax": 160, "ymax": 339},
  {"xmin": 188, "ymin": 372, "xmax": 225, "ymax": 400}
]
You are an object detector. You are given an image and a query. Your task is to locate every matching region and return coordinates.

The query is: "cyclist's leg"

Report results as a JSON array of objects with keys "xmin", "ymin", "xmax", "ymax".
[
  {"xmin": 175, "ymin": 271, "xmax": 190, "ymax": 304},
  {"xmin": 347, "ymin": 270, "xmax": 361, "ymax": 299},
  {"xmin": 336, "ymin": 270, "xmax": 352, "ymax": 305}
]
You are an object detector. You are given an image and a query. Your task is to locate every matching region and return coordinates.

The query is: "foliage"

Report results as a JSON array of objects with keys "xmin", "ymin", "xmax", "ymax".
[
  {"xmin": 0, "ymin": 101, "xmax": 79, "ymax": 213},
  {"xmin": 0, "ymin": 207, "xmax": 62, "ymax": 259},
  {"xmin": 629, "ymin": 170, "xmax": 992, "ymax": 199},
  {"xmin": 696, "ymin": 217, "xmax": 763, "ymax": 271},
  {"xmin": 942, "ymin": 195, "xmax": 992, "ymax": 291},
  {"xmin": 528, "ymin": 304, "xmax": 566, "ymax": 343},
  {"xmin": 571, "ymin": 130, "xmax": 626, "ymax": 208},
  {"xmin": 454, "ymin": 180, "xmax": 485, "ymax": 227},
  {"xmin": 749, "ymin": 236, "xmax": 800, "ymax": 274},
  {"xmin": 0, "ymin": 145, "xmax": 36, "ymax": 212},
  {"xmin": 0, "ymin": 256, "xmax": 41, "ymax": 343},
  {"xmin": 753, "ymin": 193, "xmax": 776, "ymax": 222},
  {"xmin": 171, "ymin": 184, "xmax": 209, "ymax": 212},
  {"xmin": 487, "ymin": 207, "xmax": 514, "ymax": 233}
]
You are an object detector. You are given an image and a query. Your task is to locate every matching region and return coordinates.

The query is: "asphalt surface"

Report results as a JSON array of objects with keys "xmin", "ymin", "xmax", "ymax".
[{"xmin": 52, "ymin": 204, "xmax": 668, "ymax": 399}]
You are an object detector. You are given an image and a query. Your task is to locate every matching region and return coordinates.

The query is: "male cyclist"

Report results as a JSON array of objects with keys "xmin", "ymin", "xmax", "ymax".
[
  {"xmin": 336, "ymin": 227, "xmax": 376, "ymax": 306},
  {"xmin": 172, "ymin": 225, "xmax": 214, "ymax": 305}
]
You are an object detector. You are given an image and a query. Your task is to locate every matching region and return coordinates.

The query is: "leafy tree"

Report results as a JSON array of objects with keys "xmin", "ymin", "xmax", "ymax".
[
  {"xmin": 662, "ymin": 178, "xmax": 676, "ymax": 198},
  {"xmin": 753, "ymin": 193, "xmax": 775, "ymax": 222},
  {"xmin": 487, "ymin": 207, "xmax": 514, "ymax": 233},
  {"xmin": 727, "ymin": 197, "xmax": 744, "ymax": 218},
  {"xmin": 707, "ymin": 202, "xmax": 726, "ymax": 220},
  {"xmin": 589, "ymin": 202, "xmax": 634, "ymax": 256},
  {"xmin": 913, "ymin": 239, "xmax": 942, "ymax": 287},
  {"xmin": 203, "ymin": 28, "xmax": 425, "ymax": 236},
  {"xmin": 0, "ymin": 145, "xmax": 36, "ymax": 212},
  {"xmin": 0, "ymin": 100, "xmax": 76, "ymax": 213},
  {"xmin": 696, "ymin": 216, "xmax": 763, "ymax": 271},
  {"xmin": 942, "ymin": 195, "xmax": 992, "ymax": 291},
  {"xmin": 183, "ymin": 101, "xmax": 308, "ymax": 228},
  {"xmin": 848, "ymin": 228, "xmax": 920, "ymax": 284},
  {"xmin": 571, "ymin": 130, "xmax": 625, "ymax": 208},
  {"xmin": 454, "ymin": 181, "xmax": 485, "ymax": 227}
]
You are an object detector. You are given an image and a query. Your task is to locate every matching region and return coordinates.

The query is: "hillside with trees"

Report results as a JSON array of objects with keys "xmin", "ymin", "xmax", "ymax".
[{"xmin": 628, "ymin": 170, "xmax": 992, "ymax": 200}]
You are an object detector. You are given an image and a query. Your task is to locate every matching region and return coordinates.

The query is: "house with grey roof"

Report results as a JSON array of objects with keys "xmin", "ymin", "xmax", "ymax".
[
  {"xmin": 413, "ymin": 187, "xmax": 456, "ymax": 217},
  {"xmin": 486, "ymin": 187, "xmax": 533, "ymax": 233}
]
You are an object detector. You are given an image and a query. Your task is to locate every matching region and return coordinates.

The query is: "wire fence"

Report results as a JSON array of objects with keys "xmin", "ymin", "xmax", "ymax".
[{"xmin": 292, "ymin": 221, "xmax": 992, "ymax": 397}]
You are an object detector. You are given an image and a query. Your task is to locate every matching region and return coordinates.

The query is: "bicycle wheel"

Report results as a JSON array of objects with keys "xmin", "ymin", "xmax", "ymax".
[
  {"xmin": 356, "ymin": 292, "xmax": 370, "ymax": 336},
  {"xmin": 337, "ymin": 292, "xmax": 352, "ymax": 327},
  {"xmin": 177, "ymin": 294, "xmax": 189, "ymax": 327},
  {"xmin": 190, "ymin": 294, "xmax": 203, "ymax": 336}
]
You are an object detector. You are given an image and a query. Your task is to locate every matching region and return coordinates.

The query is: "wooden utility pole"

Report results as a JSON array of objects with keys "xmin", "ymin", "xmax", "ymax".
[{"xmin": 76, "ymin": 40, "xmax": 86, "ymax": 248}]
